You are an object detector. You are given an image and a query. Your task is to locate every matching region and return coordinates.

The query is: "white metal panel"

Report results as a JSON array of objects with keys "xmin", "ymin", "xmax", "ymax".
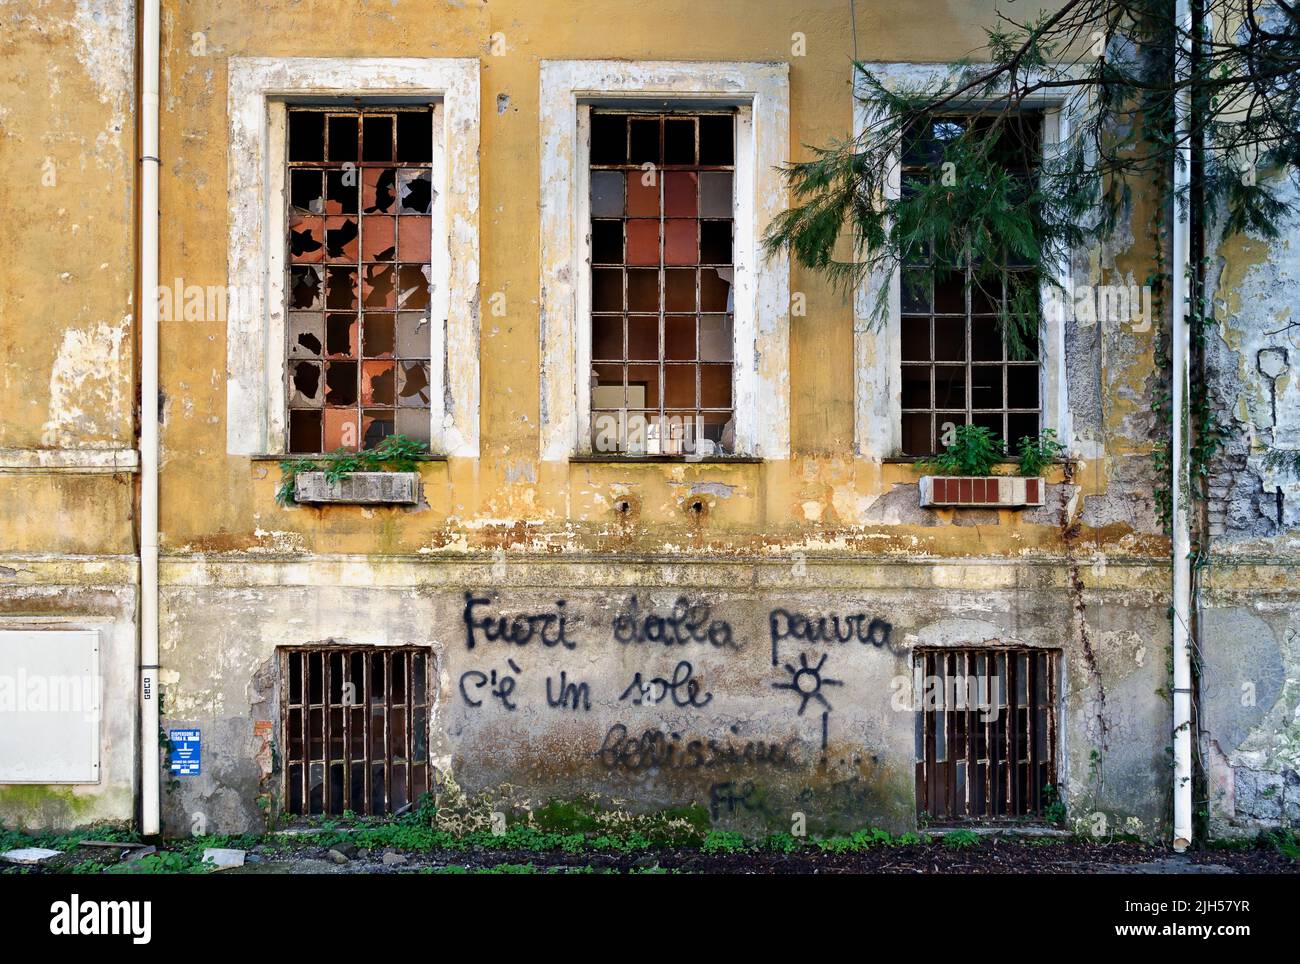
[{"xmin": 0, "ymin": 630, "xmax": 101, "ymax": 783}]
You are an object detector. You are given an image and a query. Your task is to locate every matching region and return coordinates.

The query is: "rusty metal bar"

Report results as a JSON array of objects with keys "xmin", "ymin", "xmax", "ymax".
[
  {"xmin": 279, "ymin": 646, "xmax": 429, "ymax": 818},
  {"xmin": 916, "ymin": 646, "xmax": 1059, "ymax": 824}
]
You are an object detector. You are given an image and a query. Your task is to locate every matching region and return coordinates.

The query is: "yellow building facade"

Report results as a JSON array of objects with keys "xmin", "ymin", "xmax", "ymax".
[{"xmin": 2, "ymin": 0, "xmax": 1297, "ymax": 838}]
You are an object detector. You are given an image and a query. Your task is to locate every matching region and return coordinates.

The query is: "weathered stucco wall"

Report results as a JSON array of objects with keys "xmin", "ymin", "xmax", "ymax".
[
  {"xmin": 3, "ymin": 0, "xmax": 1298, "ymax": 838},
  {"xmin": 137, "ymin": 0, "xmax": 1183, "ymax": 835},
  {"xmin": 0, "ymin": 0, "xmax": 139, "ymax": 828},
  {"xmin": 1201, "ymin": 179, "xmax": 1300, "ymax": 836},
  {"xmin": 157, "ymin": 558, "xmax": 1170, "ymax": 836}
]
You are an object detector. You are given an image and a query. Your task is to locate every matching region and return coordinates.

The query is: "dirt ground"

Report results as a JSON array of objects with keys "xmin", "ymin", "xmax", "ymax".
[{"xmin": 219, "ymin": 839, "xmax": 1298, "ymax": 874}]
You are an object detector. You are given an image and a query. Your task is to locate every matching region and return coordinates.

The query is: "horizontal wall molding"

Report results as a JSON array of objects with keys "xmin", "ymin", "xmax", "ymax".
[
  {"xmin": 0, "ymin": 449, "xmax": 139, "ymax": 474},
  {"xmin": 155, "ymin": 554, "xmax": 1175, "ymax": 593}
]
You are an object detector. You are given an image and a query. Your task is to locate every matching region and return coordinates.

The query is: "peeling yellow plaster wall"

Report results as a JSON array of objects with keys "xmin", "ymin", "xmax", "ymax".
[
  {"xmin": 1, "ymin": 1, "xmax": 1170, "ymax": 565},
  {"xmin": 144, "ymin": 0, "xmax": 1159, "ymax": 562},
  {"xmin": 0, "ymin": 0, "xmax": 138, "ymax": 561}
]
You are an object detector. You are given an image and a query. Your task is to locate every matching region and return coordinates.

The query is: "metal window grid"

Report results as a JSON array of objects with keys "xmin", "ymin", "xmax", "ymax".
[
  {"xmin": 588, "ymin": 110, "xmax": 738, "ymax": 456},
  {"xmin": 914, "ymin": 647, "xmax": 1058, "ymax": 822},
  {"xmin": 284, "ymin": 105, "xmax": 435, "ymax": 454},
  {"xmin": 898, "ymin": 113, "xmax": 1044, "ymax": 456},
  {"xmin": 282, "ymin": 646, "xmax": 432, "ymax": 817}
]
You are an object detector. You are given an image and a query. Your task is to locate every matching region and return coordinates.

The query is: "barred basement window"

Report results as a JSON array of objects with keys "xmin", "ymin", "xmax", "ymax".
[
  {"xmin": 899, "ymin": 113, "xmax": 1043, "ymax": 455},
  {"xmin": 282, "ymin": 646, "xmax": 432, "ymax": 817},
  {"xmin": 285, "ymin": 106, "xmax": 435, "ymax": 454},
  {"xmin": 589, "ymin": 111, "xmax": 736, "ymax": 456},
  {"xmin": 915, "ymin": 647, "xmax": 1058, "ymax": 822}
]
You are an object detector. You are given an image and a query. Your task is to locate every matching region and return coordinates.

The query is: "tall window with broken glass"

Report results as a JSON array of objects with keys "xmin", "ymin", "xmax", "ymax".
[
  {"xmin": 285, "ymin": 106, "xmax": 435, "ymax": 454},
  {"xmin": 589, "ymin": 111, "xmax": 737, "ymax": 456}
]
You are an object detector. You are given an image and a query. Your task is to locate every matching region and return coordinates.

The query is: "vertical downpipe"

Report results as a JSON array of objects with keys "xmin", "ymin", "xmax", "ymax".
[
  {"xmin": 1171, "ymin": 0, "xmax": 1194, "ymax": 852},
  {"xmin": 139, "ymin": 0, "xmax": 162, "ymax": 838}
]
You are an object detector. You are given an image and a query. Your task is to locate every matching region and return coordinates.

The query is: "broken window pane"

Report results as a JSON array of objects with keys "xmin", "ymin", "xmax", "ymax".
[
  {"xmin": 289, "ymin": 361, "xmax": 323, "ymax": 407},
  {"xmin": 396, "ymin": 110, "xmax": 432, "ymax": 163},
  {"xmin": 288, "ymin": 111, "xmax": 324, "ymax": 161},
  {"xmin": 288, "ymin": 410, "xmax": 323, "ymax": 453},
  {"xmin": 398, "ymin": 169, "xmax": 432, "ymax": 214},
  {"xmin": 363, "ymin": 410, "xmax": 395, "ymax": 448},
  {"xmin": 363, "ymin": 168, "xmax": 397, "ymax": 215},
  {"xmin": 591, "ymin": 220, "xmax": 623, "ymax": 264},
  {"xmin": 325, "ymin": 361, "xmax": 358, "ymax": 407},
  {"xmin": 361, "ymin": 264, "xmax": 395, "ymax": 309},
  {"xmin": 361, "ymin": 216, "xmax": 396, "ymax": 262},
  {"xmin": 286, "ymin": 105, "xmax": 431, "ymax": 464},
  {"xmin": 289, "ymin": 314, "xmax": 323, "ymax": 358},
  {"xmin": 698, "ymin": 114, "xmax": 733, "ymax": 165},
  {"xmin": 396, "ymin": 264, "xmax": 431, "ymax": 310},
  {"xmin": 325, "ymin": 313, "xmax": 357, "ymax": 357},
  {"xmin": 325, "ymin": 267, "xmax": 358, "ymax": 309},
  {"xmin": 363, "ymin": 313, "xmax": 395, "ymax": 357},
  {"xmin": 289, "ymin": 266, "xmax": 322, "ymax": 310},
  {"xmin": 361, "ymin": 360, "xmax": 396, "ymax": 406},
  {"xmin": 289, "ymin": 215, "xmax": 325, "ymax": 262},
  {"xmin": 290, "ymin": 169, "xmax": 324, "ymax": 214},
  {"xmin": 362, "ymin": 115, "xmax": 393, "ymax": 162},
  {"xmin": 590, "ymin": 113, "xmax": 627, "ymax": 165},
  {"xmin": 324, "ymin": 217, "xmax": 359, "ymax": 261},
  {"xmin": 325, "ymin": 169, "xmax": 357, "ymax": 215},
  {"xmin": 397, "ymin": 361, "xmax": 431, "ymax": 407}
]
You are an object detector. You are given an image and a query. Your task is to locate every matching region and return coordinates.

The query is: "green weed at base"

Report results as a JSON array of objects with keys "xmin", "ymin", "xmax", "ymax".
[{"xmin": 941, "ymin": 829, "xmax": 981, "ymax": 850}]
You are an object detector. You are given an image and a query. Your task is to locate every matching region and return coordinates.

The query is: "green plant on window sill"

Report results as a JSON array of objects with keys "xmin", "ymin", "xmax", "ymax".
[
  {"xmin": 1014, "ymin": 428, "xmax": 1066, "ymax": 479},
  {"xmin": 915, "ymin": 425, "xmax": 1065, "ymax": 479},
  {"xmin": 277, "ymin": 433, "xmax": 430, "ymax": 506}
]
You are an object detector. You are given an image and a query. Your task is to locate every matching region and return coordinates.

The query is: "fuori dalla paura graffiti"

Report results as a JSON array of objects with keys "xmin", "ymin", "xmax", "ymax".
[{"xmin": 458, "ymin": 592, "xmax": 895, "ymax": 771}]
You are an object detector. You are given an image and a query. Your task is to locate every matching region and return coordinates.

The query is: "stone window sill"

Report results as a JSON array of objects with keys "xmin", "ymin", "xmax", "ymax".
[
  {"xmin": 919, "ymin": 475, "xmax": 1045, "ymax": 509},
  {"xmin": 293, "ymin": 472, "xmax": 421, "ymax": 506}
]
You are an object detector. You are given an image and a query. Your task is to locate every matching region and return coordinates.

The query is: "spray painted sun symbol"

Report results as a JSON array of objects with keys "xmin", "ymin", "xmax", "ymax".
[{"xmin": 772, "ymin": 652, "xmax": 843, "ymax": 715}]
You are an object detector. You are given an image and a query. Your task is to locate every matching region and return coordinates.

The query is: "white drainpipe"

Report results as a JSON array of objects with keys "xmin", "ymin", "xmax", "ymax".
[
  {"xmin": 139, "ymin": 0, "xmax": 161, "ymax": 838},
  {"xmin": 1171, "ymin": 0, "xmax": 1194, "ymax": 852}
]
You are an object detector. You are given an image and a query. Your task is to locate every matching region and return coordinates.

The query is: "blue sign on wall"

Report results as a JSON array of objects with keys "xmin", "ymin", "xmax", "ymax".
[{"xmin": 169, "ymin": 729, "xmax": 201, "ymax": 776}]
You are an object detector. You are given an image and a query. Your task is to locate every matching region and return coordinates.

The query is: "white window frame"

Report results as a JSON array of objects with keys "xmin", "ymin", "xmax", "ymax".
[
  {"xmin": 226, "ymin": 57, "xmax": 480, "ymax": 457},
  {"xmin": 853, "ymin": 62, "xmax": 1084, "ymax": 460},
  {"xmin": 538, "ymin": 60, "xmax": 791, "ymax": 461}
]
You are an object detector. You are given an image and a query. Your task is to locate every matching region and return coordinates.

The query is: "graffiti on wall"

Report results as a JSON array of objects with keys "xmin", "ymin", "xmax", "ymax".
[{"xmin": 457, "ymin": 591, "xmax": 895, "ymax": 773}]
